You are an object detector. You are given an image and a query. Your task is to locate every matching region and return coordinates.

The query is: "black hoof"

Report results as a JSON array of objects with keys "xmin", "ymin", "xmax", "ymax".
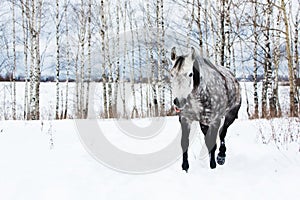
[
  {"xmin": 182, "ymin": 161, "xmax": 189, "ymax": 172},
  {"xmin": 210, "ymin": 159, "xmax": 216, "ymax": 169},
  {"xmin": 217, "ymin": 154, "xmax": 226, "ymax": 165}
]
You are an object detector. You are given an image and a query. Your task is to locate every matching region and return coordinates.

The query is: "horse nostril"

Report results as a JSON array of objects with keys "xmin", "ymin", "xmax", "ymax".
[{"xmin": 173, "ymin": 98, "xmax": 180, "ymax": 107}]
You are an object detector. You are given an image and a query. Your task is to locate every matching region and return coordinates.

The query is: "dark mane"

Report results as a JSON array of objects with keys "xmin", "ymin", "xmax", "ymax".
[
  {"xmin": 174, "ymin": 56, "xmax": 185, "ymax": 72},
  {"xmin": 193, "ymin": 59, "xmax": 200, "ymax": 89}
]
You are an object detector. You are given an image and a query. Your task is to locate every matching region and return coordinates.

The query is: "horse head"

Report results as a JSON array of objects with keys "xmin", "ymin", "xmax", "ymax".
[{"xmin": 170, "ymin": 47, "xmax": 200, "ymax": 113}]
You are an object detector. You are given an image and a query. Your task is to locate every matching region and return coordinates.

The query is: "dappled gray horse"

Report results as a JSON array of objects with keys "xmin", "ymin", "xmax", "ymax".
[{"xmin": 170, "ymin": 47, "xmax": 241, "ymax": 171}]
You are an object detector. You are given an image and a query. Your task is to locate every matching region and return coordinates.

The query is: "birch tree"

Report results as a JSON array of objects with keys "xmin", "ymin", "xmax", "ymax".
[
  {"xmin": 129, "ymin": 9, "xmax": 138, "ymax": 118},
  {"xmin": 34, "ymin": 0, "xmax": 42, "ymax": 120},
  {"xmin": 281, "ymin": 0, "xmax": 298, "ymax": 117},
  {"xmin": 293, "ymin": 2, "xmax": 299, "ymax": 115},
  {"xmin": 26, "ymin": 0, "xmax": 43, "ymax": 120},
  {"xmin": 146, "ymin": 0, "xmax": 158, "ymax": 116},
  {"xmin": 196, "ymin": 0, "xmax": 203, "ymax": 54},
  {"xmin": 252, "ymin": 0, "xmax": 259, "ymax": 118},
  {"xmin": 261, "ymin": 0, "xmax": 273, "ymax": 118},
  {"xmin": 63, "ymin": 0, "xmax": 70, "ymax": 119},
  {"xmin": 12, "ymin": 0, "xmax": 17, "ymax": 120},
  {"xmin": 55, "ymin": 0, "xmax": 60, "ymax": 119},
  {"xmin": 79, "ymin": 0, "xmax": 86, "ymax": 118},
  {"xmin": 113, "ymin": 1, "xmax": 121, "ymax": 117},
  {"xmin": 156, "ymin": 0, "xmax": 162, "ymax": 116},
  {"xmin": 224, "ymin": 0, "xmax": 231, "ymax": 70},
  {"xmin": 160, "ymin": 0, "xmax": 166, "ymax": 116},
  {"xmin": 269, "ymin": 7, "xmax": 282, "ymax": 117},
  {"xmin": 84, "ymin": 0, "xmax": 92, "ymax": 119},
  {"xmin": 22, "ymin": 0, "xmax": 30, "ymax": 119},
  {"xmin": 121, "ymin": 1, "xmax": 127, "ymax": 117},
  {"xmin": 220, "ymin": 0, "xmax": 226, "ymax": 67},
  {"xmin": 100, "ymin": 0, "xmax": 108, "ymax": 118}
]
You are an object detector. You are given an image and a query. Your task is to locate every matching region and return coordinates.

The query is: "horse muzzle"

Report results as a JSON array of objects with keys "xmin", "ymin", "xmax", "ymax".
[{"xmin": 173, "ymin": 98, "xmax": 187, "ymax": 113}]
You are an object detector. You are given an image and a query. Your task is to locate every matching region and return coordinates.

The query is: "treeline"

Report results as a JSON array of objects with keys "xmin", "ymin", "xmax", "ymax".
[
  {"xmin": 0, "ymin": 0, "xmax": 299, "ymax": 120},
  {"xmin": 0, "ymin": 74, "xmax": 293, "ymax": 83}
]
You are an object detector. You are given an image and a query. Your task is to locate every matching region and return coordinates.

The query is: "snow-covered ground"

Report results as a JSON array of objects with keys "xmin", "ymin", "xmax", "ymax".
[
  {"xmin": 0, "ymin": 117, "xmax": 300, "ymax": 200},
  {"xmin": 0, "ymin": 81, "xmax": 293, "ymax": 120},
  {"xmin": 0, "ymin": 82, "xmax": 300, "ymax": 199}
]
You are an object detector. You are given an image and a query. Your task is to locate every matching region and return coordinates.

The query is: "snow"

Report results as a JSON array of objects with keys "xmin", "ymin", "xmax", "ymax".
[
  {"xmin": 1, "ymin": 117, "xmax": 300, "ymax": 200},
  {"xmin": 0, "ymin": 81, "xmax": 299, "ymax": 199}
]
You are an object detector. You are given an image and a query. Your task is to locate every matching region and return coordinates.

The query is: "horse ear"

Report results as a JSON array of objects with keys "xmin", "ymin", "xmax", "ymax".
[
  {"xmin": 171, "ymin": 47, "xmax": 176, "ymax": 61},
  {"xmin": 191, "ymin": 47, "xmax": 196, "ymax": 60}
]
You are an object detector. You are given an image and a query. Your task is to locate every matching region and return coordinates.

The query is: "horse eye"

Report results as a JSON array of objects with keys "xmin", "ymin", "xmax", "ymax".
[{"xmin": 189, "ymin": 73, "xmax": 193, "ymax": 77}]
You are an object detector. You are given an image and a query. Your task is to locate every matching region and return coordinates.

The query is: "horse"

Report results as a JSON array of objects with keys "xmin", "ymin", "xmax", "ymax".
[{"xmin": 170, "ymin": 47, "xmax": 241, "ymax": 171}]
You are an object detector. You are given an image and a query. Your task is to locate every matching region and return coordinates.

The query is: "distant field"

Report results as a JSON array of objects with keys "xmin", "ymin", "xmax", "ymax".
[{"xmin": 0, "ymin": 82, "xmax": 292, "ymax": 120}]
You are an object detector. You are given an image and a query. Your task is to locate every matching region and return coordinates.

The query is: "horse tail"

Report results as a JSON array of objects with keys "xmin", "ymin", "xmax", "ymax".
[{"xmin": 234, "ymin": 79, "xmax": 242, "ymax": 119}]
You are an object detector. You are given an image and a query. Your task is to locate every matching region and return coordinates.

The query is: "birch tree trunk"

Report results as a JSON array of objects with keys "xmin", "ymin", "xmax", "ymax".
[
  {"xmin": 63, "ymin": 0, "xmax": 70, "ymax": 119},
  {"xmin": 84, "ymin": 0, "xmax": 92, "ymax": 119},
  {"xmin": 186, "ymin": 0, "xmax": 192, "ymax": 48},
  {"xmin": 121, "ymin": 2, "xmax": 127, "ymax": 117},
  {"xmin": 136, "ymin": 21, "xmax": 143, "ymax": 117},
  {"xmin": 27, "ymin": 0, "xmax": 42, "ymax": 120},
  {"xmin": 55, "ymin": 0, "xmax": 60, "ymax": 120},
  {"xmin": 266, "ymin": 0, "xmax": 273, "ymax": 118},
  {"xmin": 161, "ymin": 0, "xmax": 167, "ymax": 116},
  {"xmin": 261, "ymin": 0, "xmax": 273, "ymax": 118},
  {"xmin": 12, "ymin": 0, "xmax": 17, "ymax": 120},
  {"xmin": 100, "ymin": 0, "xmax": 108, "ymax": 118},
  {"xmin": 271, "ymin": 9, "xmax": 282, "ymax": 117},
  {"xmin": 144, "ymin": 2, "xmax": 151, "ymax": 117},
  {"xmin": 224, "ymin": 0, "xmax": 231, "ymax": 70},
  {"xmin": 113, "ymin": 1, "xmax": 121, "ymax": 117},
  {"xmin": 220, "ymin": 0, "xmax": 225, "ymax": 67},
  {"xmin": 204, "ymin": 0, "xmax": 210, "ymax": 57},
  {"xmin": 128, "ymin": 4, "xmax": 138, "ymax": 118},
  {"xmin": 75, "ymin": 41, "xmax": 80, "ymax": 116},
  {"xmin": 79, "ymin": 0, "xmax": 86, "ymax": 119},
  {"xmin": 293, "ymin": 5, "xmax": 299, "ymax": 115},
  {"xmin": 22, "ymin": 0, "xmax": 29, "ymax": 120},
  {"xmin": 28, "ymin": 0, "xmax": 36, "ymax": 120},
  {"xmin": 196, "ymin": 0, "xmax": 203, "ymax": 54},
  {"xmin": 281, "ymin": 0, "xmax": 297, "ymax": 117},
  {"xmin": 214, "ymin": 0, "xmax": 220, "ymax": 64},
  {"xmin": 34, "ymin": 0, "xmax": 42, "ymax": 120},
  {"xmin": 146, "ymin": 0, "xmax": 158, "ymax": 117},
  {"xmin": 253, "ymin": 0, "xmax": 259, "ymax": 118},
  {"xmin": 156, "ymin": 0, "xmax": 162, "ymax": 116},
  {"xmin": 106, "ymin": 0, "xmax": 113, "ymax": 118}
]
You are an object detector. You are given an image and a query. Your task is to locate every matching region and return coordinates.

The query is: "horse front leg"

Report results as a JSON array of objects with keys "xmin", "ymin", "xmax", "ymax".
[
  {"xmin": 217, "ymin": 105, "xmax": 240, "ymax": 165},
  {"xmin": 205, "ymin": 119, "xmax": 221, "ymax": 169},
  {"xmin": 180, "ymin": 117, "xmax": 190, "ymax": 172}
]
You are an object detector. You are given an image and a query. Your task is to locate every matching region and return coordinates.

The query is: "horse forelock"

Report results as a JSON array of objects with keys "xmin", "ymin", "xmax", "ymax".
[{"xmin": 173, "ymin": 56, "xmax": 185, "ymax": 73}]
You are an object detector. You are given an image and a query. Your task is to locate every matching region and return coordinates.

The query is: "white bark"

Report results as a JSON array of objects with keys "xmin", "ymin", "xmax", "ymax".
[
  {"xmin": 196, "ymin": 0, "xmax": 203, "ymax": 54},
  {"xmin": 253, "ymin": 0, "xmax": 259, "ymax": 118},
  {"xmin": 12, "ymin": 0, "xmax": 17, "ymax": 120},
  {"xmin": 63, "ymin": 0, "xmax": 70, "ymax": 119},
  {"xmin": 106, "ymin": 0, "xmax": 113, "ymax": 118},
  {"xmin": 100, "ymin": 0, "xmax": 108, "ymax": 118},
  {"xmin": 85, "ymin": 0, "xmax": 92, "ymax": 119},
  {"xmin": 22, "ymin": 0, "xmax": 30, "ymax": 120},
  {"xmin": 79, "ymin": 0, "xmax": 86, "ymax": 118},
  {"xmin": 281, "ymin": 0, "xmax": 297, "ymax": 117},
  {"xmin": 55, "ymin": 0, "xmax": 60, "ymax": 119},
  {"xmin": 272, "ymin": 9, "xmax": 282, "ymax": 117},
  {"xmin": 113, "ymin": 1, "xmax": 120, "ymax": 117}
]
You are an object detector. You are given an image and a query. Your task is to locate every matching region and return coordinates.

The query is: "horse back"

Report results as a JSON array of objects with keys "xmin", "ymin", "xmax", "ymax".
[{"xmin": 202, "ymin": 58, "xmax": 241, "ymax": 109}]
